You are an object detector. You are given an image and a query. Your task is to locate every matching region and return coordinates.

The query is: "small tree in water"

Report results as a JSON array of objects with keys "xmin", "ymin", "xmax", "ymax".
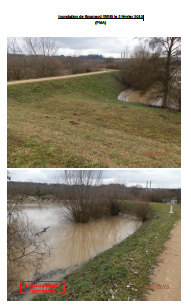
[{"xmin": 56, "ymin": 170, "xmax": 103, "ymax": 223}]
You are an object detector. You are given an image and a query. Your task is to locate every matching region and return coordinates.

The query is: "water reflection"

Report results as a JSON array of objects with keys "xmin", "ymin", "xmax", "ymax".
[
  {"xmin": 22, "ymin": 203, "xmax": 141, "ymax": 275},
  {"xmin": 118, "ymin": 89, "xmax": 158, "ymax": 105},
  {"xmin": 118, "ymin": 89, "xmax": 179, "ymax": 109}
]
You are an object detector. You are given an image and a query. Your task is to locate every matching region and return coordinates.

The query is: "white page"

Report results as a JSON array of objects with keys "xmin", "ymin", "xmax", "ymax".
[{"xmin": 3, "ymin": 1, "xmax": 188, "ymax": 303}]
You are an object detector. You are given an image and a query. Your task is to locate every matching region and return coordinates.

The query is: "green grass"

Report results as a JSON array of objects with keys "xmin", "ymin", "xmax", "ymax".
[
  {"xmin": 7, "ymin": 71, "xmax": 181, "ymax": 167},
  {"xmin": 33, "ymin": 202, "xmax": 181, "ymax": 301}
]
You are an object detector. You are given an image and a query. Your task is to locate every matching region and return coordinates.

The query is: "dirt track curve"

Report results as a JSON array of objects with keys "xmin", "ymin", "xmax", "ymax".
[
  {"xmin": 146, "ymin": 220, "xmax": 181, "ymax": 301},
  {"xmin": 7, "ymin": 71, "xmax": 114, "ymax": 86}
]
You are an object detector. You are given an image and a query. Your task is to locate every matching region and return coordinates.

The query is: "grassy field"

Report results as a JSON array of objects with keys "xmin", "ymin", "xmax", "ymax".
[
  {"xmin": 33, "ymin": 202, "xmax": 181, "ymax": 301},
  {"xmin": 7, "ymin": 71, "xmax": 181, "ymax": 168}
]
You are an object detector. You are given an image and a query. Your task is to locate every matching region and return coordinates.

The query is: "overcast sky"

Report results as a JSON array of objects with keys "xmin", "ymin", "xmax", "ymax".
[
  {"xmin": 52, "ymin": 37, "xmax": 138, "ymax": 58},
  {"xmin": 8, "ymin": 170, "xmax": 181, "ymax": 189}
]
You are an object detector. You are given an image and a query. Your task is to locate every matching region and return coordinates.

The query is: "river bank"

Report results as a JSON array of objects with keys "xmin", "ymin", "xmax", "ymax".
[{"xmin": 32, "ymin": 202, "xmax": 181, "ymax": 301}]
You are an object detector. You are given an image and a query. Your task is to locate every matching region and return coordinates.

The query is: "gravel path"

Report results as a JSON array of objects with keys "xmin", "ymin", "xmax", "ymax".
[
  {"xmin": 146, "ymin": 220, "xmax": 181, "ymax": 301},
  {"xmin": 7, "ymin": 70, "xmax": 113, "ymax": 86}
]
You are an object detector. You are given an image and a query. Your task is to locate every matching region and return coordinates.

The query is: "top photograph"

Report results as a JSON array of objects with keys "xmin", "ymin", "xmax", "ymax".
[{"xmin": 7, "ymin": 37, "xmax": 181, "ymax": 168}]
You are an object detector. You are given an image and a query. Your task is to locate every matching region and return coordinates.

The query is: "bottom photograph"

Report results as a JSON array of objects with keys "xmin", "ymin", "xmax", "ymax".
[{"xmin": 7, "ymin": 169, "xmax": 181, "ymax": 301}]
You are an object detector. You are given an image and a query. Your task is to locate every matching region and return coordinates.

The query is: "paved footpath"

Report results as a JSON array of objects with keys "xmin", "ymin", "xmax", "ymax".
[{"xmin": 146, "ymin": 220, "xmax": 181, "ymax": 301}]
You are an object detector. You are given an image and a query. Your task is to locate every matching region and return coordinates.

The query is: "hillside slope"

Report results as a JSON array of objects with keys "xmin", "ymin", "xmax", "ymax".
[{"xmin": 7, "ymin": 71, "xmax": 181, "ymax": 168}]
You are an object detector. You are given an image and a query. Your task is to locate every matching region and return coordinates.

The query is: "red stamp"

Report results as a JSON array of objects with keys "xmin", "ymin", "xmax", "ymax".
[{"xmin": 20, "ymin": 281, "xmax": 65, "ymax": 294}]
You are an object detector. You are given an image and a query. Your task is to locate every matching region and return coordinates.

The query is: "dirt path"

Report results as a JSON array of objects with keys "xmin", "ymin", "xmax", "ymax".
[
  {"xmin": 146, "ymin": 220, "xmax": 181, "ymax": 301},
  {"xmin": 7, "ymin": 70, "xmax": 113, "ymax": 86}
]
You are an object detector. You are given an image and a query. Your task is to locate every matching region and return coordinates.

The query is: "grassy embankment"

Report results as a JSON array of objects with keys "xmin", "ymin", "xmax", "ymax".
[
  {"xmin": 33, "ymin": 202, "xmax": 181, "ymax": 301},
  {"xmin": 8, "ymin": 71, "xmax": 181, "ymax": 167}
]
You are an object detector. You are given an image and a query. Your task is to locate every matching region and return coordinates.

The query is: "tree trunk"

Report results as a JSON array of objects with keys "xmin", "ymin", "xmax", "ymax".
[
  {"xmin": 163, "ymin": 57, "xmax": 170, "ymax": 108},
  {"xmin": 162, "ymin": 38, "xmax": 174, "ymax": 108}
]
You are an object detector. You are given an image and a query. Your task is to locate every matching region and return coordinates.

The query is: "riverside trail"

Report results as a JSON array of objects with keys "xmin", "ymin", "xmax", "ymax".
[{"xmin": 146, "ymin": 220, "xmax": 181, "ymax": 301}]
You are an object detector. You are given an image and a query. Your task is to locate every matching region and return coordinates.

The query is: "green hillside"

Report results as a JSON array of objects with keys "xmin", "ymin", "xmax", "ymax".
[{"xmin": 7, "ymin": 71, "xmax": 181, "ymax": 167}]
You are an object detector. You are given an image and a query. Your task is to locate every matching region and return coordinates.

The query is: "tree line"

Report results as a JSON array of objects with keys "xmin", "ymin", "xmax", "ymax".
[
  {"xmin": 7, "ymin": 37, "xmax": 116, "ymax": 81},
  {"xmin": 7, "ymin": 179, "xmax": 181, "ymax": 204}
]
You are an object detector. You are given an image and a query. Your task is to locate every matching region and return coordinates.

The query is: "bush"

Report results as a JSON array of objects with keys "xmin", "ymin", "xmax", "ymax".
[
  {"xmin": 140, "ymin": 190, "xmax": 167, "ymax": 203},
  {"xmin": 108, "ymin": 200, "xmax": 121, "ymax": 216},
  {"xmin": 121, "ymin": 201, "xmax": 151, "ymax": 222},
  {"xmin": 134, "ymin": 202, "xmax": 151, "ymax": 222},
  {"xmin": 101, "ymin": 184, "xmax": 124, "ymax": 216}
]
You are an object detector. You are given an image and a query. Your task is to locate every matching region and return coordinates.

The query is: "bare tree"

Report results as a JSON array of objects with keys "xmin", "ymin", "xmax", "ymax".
[
  {"xmin": 7, "ymin": 200, "xmax": 51, "ymax": 296},
  {"xmin": 7, "ymin": 170, "xmax": 52, "ymax": 298},
  {"xmin": 22, "ymin": 37, "xmax": 58, "ymax": 57},
  {"xmin": 22, "ymin": 37, "xmax": 59, "ymax": 78},
  {"xmin": 7, "ymin": 37, "xmax": 27, "ymax": 80},
  {"xmin": 7, "ymin": 37, "xmax": 22, "ymax": 55},
  {"xmin": 56, "ymin": 170, "xmax": 103, "ymax": 223},
  {"xmin": 146, "ymin": 37, "xmax": 181, "ymax": 109},
  {"xmin": 119, "ymin": 43, "xmax": 153, "ymax": 89}
]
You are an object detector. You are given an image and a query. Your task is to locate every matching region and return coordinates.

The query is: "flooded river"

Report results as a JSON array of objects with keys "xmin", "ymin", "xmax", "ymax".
[
  {"xmin": 118, "ymin": 89, "xmax": 161, "ymax": 105},
  {"xmin": 118, "ymin": 89, "xmax": 179, "ymax": 109},
  {"xmin": 23, "ymin": 203, "xmax": 141, "ymax": 274}
]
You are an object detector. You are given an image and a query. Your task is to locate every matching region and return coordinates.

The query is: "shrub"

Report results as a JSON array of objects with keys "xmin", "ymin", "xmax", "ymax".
[
  {"xmin": 101, "ymin": 184, "xmax": 124, "ymax": 216},
  {"xmin": 133, "ymin": 202, "xmax": 151, "ymax": 222},
  {"xmin": 121, "ymin": 201, "xmax": 151, "ymax": 222}
]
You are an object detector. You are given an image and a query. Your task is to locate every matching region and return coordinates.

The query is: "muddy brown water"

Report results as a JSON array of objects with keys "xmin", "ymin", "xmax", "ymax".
[
  {"xmin": 118, "ymin": 89, "xmax": 179, "ymax": 109},
  {"xmin": 118, "ymin": 89, "xmax": 159, "ymax": 105},
  {"xmin": 9, "ymin": 202, "xmax": 141, "ymax": 300},
  {"xmin": 23, "ymin": 203, "xmax": 141, "ymax": 272}
]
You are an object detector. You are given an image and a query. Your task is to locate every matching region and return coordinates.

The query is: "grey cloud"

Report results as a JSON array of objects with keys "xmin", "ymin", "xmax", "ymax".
[
  {"xmin": 52, "ymin": 37, "xmax": 137, "ymax": 57},
  {"xmin": 102, "ymin": 170, "xmax": 181, "ymax": 188}
]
